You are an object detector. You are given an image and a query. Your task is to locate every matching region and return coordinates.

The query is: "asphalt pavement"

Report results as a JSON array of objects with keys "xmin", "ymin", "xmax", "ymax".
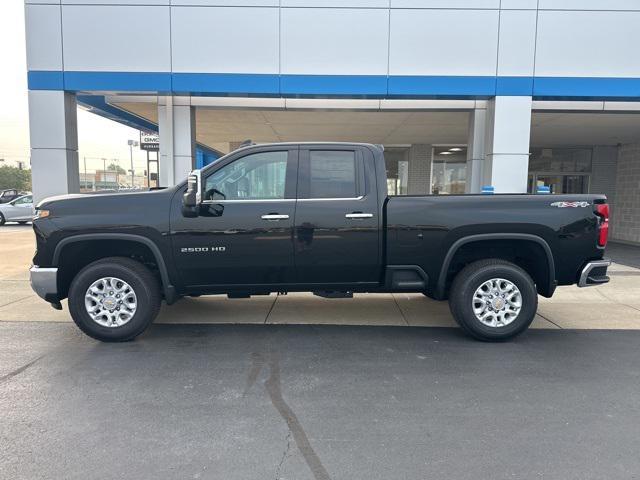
[{"xmin": 2, "ymin": 322, "xmax": 640, "ymax": 480}]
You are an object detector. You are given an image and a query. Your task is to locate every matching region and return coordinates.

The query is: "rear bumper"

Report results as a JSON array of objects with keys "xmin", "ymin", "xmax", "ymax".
[
  {"xmin": 578, "ymin": 259, "xmax": 611, "ymax": 287},
  {"xmin": 29, "ymin": 266, "xmax": 58, "ymax": 301}
]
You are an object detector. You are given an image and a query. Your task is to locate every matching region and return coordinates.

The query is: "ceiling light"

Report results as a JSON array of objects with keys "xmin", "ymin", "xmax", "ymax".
[
  {"xmin": 439, "ymin": 151, "xmax": 452, "ymax": 155},
  {"xmin": 449, "ymin": 147, "xmax": 463, "ymax": 152}
]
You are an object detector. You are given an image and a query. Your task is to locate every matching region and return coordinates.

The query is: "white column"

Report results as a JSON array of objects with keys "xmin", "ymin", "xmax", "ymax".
[
  {"xmin": 158, "ymin": 97, "xmax": 174, "ymax": 187},
  {"xmin": 158, "ymin": 97, "xmax": 195, "ymax": 187},
  {"xmin": 173, "ymin": 104, "xmax": 196, "ymax": 183},
  {"xmin": 483, "ymin": 96, "xmax": 532, "ymax": 193},
  {"xmin": 28, "ymin": 91, "xmax": 80, "ymax": 203},
  {"xmin": 465, "ymin": 107, "xmax": 486, "ymax": 193}
]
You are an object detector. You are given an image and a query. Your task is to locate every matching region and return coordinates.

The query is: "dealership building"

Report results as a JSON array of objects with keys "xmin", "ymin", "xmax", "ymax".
[{"xmin": 24, "ymin": 0, "xmax": 640, "ymax": 244}]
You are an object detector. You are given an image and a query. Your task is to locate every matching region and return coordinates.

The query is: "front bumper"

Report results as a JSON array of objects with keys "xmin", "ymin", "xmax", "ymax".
[
  {"xmin": 578, "ymin": 259, "xmax": 611, "ymax": 287},
  {"xmin": 29, "ymin": 266, "xmax": 58, "ymax": 301}
]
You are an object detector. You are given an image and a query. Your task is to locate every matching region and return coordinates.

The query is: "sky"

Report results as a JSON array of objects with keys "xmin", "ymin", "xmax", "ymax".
[{"xmin": 0, "ymin": 0, "xmax": 150, "ymax": 173}]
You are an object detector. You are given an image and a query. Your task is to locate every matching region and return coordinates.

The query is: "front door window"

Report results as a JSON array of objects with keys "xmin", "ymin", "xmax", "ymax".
[{"xmin": 203, "ymin": 151, "xmax": 288, "ymax": 201}]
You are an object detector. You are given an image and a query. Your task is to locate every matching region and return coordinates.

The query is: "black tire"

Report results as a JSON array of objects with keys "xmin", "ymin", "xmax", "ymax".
[
  {"xmin": 0, "ymin": 213, "xmax": 5, "ymax": 226},
  {"xmin": 448, "ymin": 259, "xmax": 538, "ymax": 341},
  {"xmin": 68, "ymin": 257, "xmax": 161, "ymax": 342}
]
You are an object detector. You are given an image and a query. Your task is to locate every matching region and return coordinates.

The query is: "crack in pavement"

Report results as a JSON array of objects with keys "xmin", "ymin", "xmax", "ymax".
[
  {"xmin": 391, "ymin": 294, "xmax": 410, "ymax": 326},
  {"xmin": 0, "ymin": 354, "xmax": 45, "ymax": 384},
  {"xmin": 245, "ymin": 351, "xmax": 332, "ymax": 480},
  {"xmin": 0, "ymin": 295, "xmax": 36, "ymax": 311},
  {"xmin": 536, "ymin": 311, "xmax": 563, "ymax": 329},
  {"xmin": 275, "ymin": 430, "xmax": 292, "ymax": 480}
]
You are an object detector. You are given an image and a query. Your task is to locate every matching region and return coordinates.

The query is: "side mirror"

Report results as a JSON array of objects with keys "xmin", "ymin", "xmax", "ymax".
[{"xmin": 182, "ymin": 169, "xmax": 202, "ymax": 218}]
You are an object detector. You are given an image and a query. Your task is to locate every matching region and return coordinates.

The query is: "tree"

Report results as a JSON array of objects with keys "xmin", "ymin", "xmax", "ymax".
[
  {"xmin": 107, "ymin": 163, "xmax": 126, "ymax": 174},
  {"xmin": 0, "ymin": 165, "xmax": 32, "ymax": 191}
]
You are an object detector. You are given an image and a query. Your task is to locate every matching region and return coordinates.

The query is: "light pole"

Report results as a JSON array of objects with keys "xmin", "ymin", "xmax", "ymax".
[
  {"xmin": 101, "ymin": 158, "xmax": 107, "ymax": 189},
  {"xmin": 128, "ymin": 140, "xmax": 139, "ymax": 188}
]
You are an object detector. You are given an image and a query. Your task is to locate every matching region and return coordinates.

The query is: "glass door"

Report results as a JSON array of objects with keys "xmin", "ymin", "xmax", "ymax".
[{"xmin": 529, "ymin": 173, "xmax": 590, "ymax": 194}]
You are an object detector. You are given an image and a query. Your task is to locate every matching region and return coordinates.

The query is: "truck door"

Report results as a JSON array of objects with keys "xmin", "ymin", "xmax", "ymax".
[
  {"xmin": 294, "ymin": 146, "xmax": 381, "ymax": 286},
  {"xmin": 171, "ymin": 146, "xmax": 298, "ymax": 288}
]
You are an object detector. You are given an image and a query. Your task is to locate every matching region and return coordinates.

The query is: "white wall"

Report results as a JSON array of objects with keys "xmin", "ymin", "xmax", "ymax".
[
  {"xmin": 61, "ymin": 5, "xmax": 171, "ymax": 72},
  {"xmin": 25, "ymin": 4, "xmax": 63, "ymax": 71},
  {"xmin": 497, "ymin": 9, "xmax": 537, "ymax": 77},
  {"xmin": 389, "ymin": 9, "xmax": 499, "ymax": 77},
  {"xmin": 171, "ymin": 7, "xmax": 279, "ymax": 74},
  {"xmin": 281, "ymin": 8, "xmax": 389, "ymax": 75},
  {"xmin": 535, "ymin": 10, "xmax": 640, "ymax": 78},
  {"xmin": 24, "ymin": 1, "xmax": 640, "ymax": 82}
]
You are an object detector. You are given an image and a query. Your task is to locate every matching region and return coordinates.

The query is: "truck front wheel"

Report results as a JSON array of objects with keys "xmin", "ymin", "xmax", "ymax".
[
  {"xmin": 448, "ymin": 259, "xmax": 537, "ymax": 341},
  {"xmin": 68, "ymin": 257, "xmax": 161, "ymax": 342}
]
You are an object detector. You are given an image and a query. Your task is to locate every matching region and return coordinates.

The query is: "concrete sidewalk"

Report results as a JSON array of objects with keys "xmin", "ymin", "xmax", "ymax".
[{"xmin": 2, "ymin": 225, "xmax": 639, "ymax": 329}]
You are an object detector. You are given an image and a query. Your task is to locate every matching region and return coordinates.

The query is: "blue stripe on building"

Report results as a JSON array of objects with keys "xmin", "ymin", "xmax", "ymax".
[
  {"xmin": 173, "ymin": 73, "xmax": 280, "ymax": 95},
  {"xmin": 26, "ymin": 71, "xmax": 640, "ymax": 100},
  {"xmin": 280, "ymin": 75, "xmax": 388, "ymax": 96}
]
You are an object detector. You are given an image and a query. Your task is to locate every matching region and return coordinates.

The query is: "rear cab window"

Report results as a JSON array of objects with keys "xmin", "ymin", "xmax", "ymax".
[{"xmin": 299, "ymin": 148, "xmax": 365, "ymax": 199}]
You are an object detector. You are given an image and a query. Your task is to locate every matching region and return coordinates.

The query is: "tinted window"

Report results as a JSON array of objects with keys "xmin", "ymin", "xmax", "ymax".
[
  {"xmin": 309, "ymin": 151, "xmax": 357, "ymax": 198},
  {"xmin": 204, "ymin": 151, "xmax": 288, "ymax": 201}
]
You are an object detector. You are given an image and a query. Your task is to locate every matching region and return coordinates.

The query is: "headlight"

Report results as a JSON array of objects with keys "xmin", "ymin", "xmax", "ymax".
[{"xmin": 33, "ymin": 209, "xmax": 50, "ymax": 220}]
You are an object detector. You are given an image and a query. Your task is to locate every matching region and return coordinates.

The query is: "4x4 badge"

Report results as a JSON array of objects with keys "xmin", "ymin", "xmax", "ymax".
[{"xmin": 550, "ymin": 201, "xmax": 590, "ymax": 208}]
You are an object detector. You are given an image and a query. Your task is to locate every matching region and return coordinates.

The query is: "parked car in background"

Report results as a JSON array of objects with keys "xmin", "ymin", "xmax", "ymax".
[
  {"xmin": 0, "ymin": 189, "xmax": 26, "ymax": 204},
  {"xmin": 0, "ymin": 194, "xmax": 34, "ymax": 225}
]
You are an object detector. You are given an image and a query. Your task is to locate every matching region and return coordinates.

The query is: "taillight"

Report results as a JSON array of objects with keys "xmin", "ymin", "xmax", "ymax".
[{"xmin": 595, "ymin": 204, "xmax": 609, "ymax": 247}]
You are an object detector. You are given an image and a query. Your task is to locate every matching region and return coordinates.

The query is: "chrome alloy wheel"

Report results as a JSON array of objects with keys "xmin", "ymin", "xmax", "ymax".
[
  {"xmin": 472, "ymin": 278, "xmax": 522, "ymax": 328},
  {"xmin": 84, "ymin": 277, "xmax": 137, "ymax": 328}
]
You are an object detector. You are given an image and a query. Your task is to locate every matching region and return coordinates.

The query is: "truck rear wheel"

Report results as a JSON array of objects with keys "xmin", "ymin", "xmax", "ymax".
[
  {"xmin": 448, "ymin": 259, "xmax": 537, "ymax": 341},
  {"xmin": 68, "ymin": 257, "xmax": 161, "ymax": 342}
]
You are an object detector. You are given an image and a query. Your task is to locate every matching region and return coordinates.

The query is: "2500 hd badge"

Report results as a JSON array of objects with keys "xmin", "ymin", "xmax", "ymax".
[{"xmin": 180, "ymin": 246, "xmax": 226, "ymax": 253}]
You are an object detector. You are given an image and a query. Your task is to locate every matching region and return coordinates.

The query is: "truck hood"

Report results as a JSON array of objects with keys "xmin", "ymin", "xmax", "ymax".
[{"xmin": 37, "ymin": 189, "xmax": 163, "ymax": 209}]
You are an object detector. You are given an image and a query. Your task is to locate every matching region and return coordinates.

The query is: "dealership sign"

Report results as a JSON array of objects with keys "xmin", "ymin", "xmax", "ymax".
[{"xmin": 140, "ymin": 132, "xmax": 159, "ymax": 151}]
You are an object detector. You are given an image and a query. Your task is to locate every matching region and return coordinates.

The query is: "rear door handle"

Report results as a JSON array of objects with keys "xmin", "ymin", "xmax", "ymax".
[
  {"xmin": 345, "ymin": 213, "xmax": 373, "ymax": 219},
  {"xmin": 261, "ymin": 214, "xmax": 289, "ymax": 221}
]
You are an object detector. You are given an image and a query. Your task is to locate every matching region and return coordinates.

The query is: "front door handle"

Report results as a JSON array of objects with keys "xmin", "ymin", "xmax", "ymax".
[
  {"xmin": 261, "ymin": 214, "xmax": 289, "ymax": 221},
  {"xmin": 345, "ymin": 213, "xmax": 373, "ymax": 219}
]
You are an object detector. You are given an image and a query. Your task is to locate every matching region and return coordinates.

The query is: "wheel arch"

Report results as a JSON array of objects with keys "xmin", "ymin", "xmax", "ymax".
[
  {"xmin": 435, "ymin": 233, "xmax": 556, "ymax": 299},
  {"xmin": 53, "ymin": 233, "xmax": 176, "ymax": 303}
]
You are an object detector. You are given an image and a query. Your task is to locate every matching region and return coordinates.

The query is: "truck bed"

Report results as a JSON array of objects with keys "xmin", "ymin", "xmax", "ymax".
[{"xmin": 385, "ymin": 193, "xmax": 606, "ymax": 296}]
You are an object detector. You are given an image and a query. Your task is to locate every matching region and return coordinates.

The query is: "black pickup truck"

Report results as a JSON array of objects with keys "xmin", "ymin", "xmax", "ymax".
[{"xmin": 30, "ymin": 142, "xmax": 611, "ymax": 342}]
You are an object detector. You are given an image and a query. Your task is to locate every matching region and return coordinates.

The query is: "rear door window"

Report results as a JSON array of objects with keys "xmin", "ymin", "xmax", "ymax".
[{"xmin": 308, "ymin": 150, "xmax": 357, "ymax": 199}]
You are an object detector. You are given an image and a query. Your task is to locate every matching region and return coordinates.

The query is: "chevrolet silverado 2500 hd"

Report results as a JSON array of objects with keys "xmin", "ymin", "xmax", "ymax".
[{"xmin": 30, "ymin": 143, "xmax": 611, "ymax": 342}]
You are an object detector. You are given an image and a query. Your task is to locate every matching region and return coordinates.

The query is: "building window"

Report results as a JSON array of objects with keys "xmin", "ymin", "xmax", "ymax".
[
  {"xmin": 529, "ymin": 147, "xmax": 592, "ymax": 173},
  {"xmin": 385, "ymin": 148, "xmax": 409, "ymax": 195},
  {"xmin": 528, "ymin": 147, "xmax": 592, "ymax": 194},
  {"xmin": 431, "ymin": 146, "xmax": 467, "ymax": 194}
]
